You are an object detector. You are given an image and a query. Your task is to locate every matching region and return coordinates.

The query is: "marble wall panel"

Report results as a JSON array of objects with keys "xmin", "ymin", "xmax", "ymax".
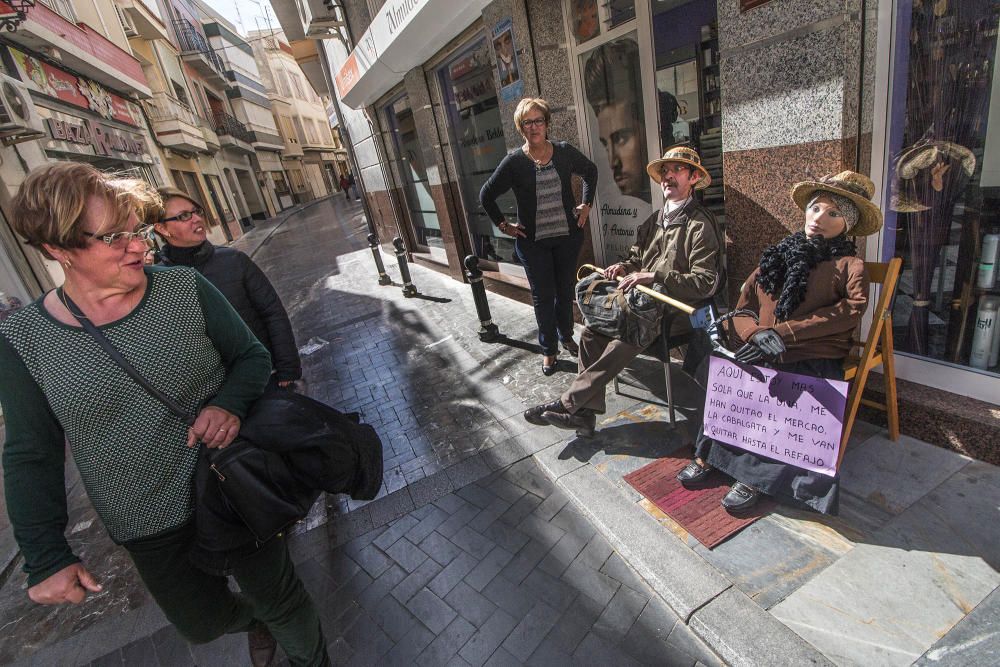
[
  {"xmin": 720, "ymin": 21, "xmax": 853, "ymax": 153},
  {"xmin": 721, "ymin": 138, "xmax": 849, "ymax": 302},
  {"xmin": 717, "ymin": 0, "xmax": 858, "ymax": 52},
  {"xmin": 483, "ymin": 0, "xmax": 539, "ymax": 151},
  {"xmin": 353, "ymin": 133, "xmax": 383, "ymax": 173},
  {"xmin": 528, "ymin": 0, "xmax": 578, "ymax": 147}
]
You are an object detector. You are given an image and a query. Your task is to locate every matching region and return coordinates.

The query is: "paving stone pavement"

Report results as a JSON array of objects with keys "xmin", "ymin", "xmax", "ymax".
[{"xmin": 69, "ymin": 459, "xmax": 723, "ymax": 667}]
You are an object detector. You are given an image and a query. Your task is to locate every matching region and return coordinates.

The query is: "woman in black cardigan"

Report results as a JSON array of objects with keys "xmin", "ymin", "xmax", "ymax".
[{"xmin": 480, "ymin": 97, "xmax": 598, "ymax": 375}]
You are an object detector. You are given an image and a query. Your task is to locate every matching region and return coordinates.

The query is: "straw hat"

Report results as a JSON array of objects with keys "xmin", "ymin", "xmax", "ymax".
[
  {"xmin": 646, "ymin": 145, "xmax": 711, "ymax": 189},
  {"xmin": 896, "ymin": 141, "xmax": 975, "ymax": 180},
  {"xmin": 791, "ymin": 171, "xmax": 883, "ymax": 237}
]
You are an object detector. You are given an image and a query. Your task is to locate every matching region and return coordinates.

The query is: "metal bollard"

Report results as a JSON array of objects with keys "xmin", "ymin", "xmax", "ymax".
[
  {"xmin": 464, "ymin": 255, "xmax": 500, "ymax": 342},
  {"xmin": 393, "ymin": 237, "xmax": 417, "ymax": 297},
  {"xmin": 368, "ymin": 233, "xmax": 393, "ymax": 285}
]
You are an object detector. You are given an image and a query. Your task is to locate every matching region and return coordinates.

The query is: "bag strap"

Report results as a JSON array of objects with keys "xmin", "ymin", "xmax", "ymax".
[{"xmin": 58, "ymin": 288, "xmax": 194, "ymax": 425}]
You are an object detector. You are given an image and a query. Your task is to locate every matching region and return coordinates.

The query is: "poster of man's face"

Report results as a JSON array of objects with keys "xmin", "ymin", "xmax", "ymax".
[
  {"xmin": 492, "ymin": 29, "xmax": 519, "ymax": 88},
  {"xmin": 584, "ymin": 38, "xmax": 650, "ymax": 201}
]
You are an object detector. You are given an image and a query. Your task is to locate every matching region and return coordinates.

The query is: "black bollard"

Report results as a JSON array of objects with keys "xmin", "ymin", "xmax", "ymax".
[
  {"xmin": 464, "ymin": 255, "xmax": 500, "ymax": 343},
  {"xmin": 393, "ymin": 237, "xmax": 417, "ymax": 297},
  {"xmin": 368, "ymin": 233, "xmax": 393, "ymax": 285}
]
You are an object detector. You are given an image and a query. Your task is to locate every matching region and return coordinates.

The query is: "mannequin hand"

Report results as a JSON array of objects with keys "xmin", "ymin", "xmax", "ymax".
[
  {"xmin": 618, "ymin": 272, "xmax": 655, "ymax": 292},
  {"xmin": 734, "ymin": 329, "xmax": 785, "ymax": 363}
]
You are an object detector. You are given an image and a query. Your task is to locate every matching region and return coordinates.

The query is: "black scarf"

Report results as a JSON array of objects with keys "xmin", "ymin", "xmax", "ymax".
[{"xmin": 756, "ymin": 232, "xmax": 857, "ymax": 320}]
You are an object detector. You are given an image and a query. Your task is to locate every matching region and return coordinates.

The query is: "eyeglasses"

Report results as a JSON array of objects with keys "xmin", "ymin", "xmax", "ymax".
[
  {"xmin": 161, "ymin": 206, "xmax": 204, "ymax": 223},
  {"xmin": 83, "ymin": 225, "xmax": 155, "ymax": 249},
  {"xmin": 520, "ymin": 118, "xmax": 546, "ymax": 128},
  {"xmin": 658, "ymin": 164, "xmax": 691, "ymax": 176}
]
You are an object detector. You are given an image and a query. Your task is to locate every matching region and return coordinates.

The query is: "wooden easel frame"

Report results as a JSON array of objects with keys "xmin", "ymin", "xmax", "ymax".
[{"xmin": 837, "ymin": 258, "xmax": 903, "ymax": 467}]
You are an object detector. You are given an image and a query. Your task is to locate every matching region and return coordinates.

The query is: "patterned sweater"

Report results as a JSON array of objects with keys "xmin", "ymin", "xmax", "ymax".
[{"xmin": 0, "ymin": 266, "xmax": 271, "ymax": 586}]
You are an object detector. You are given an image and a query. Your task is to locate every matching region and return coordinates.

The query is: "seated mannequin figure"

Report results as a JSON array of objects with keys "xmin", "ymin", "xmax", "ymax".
[{"xmin": 677, "ymin": 171, "xmax": 883, "ymax": 516}]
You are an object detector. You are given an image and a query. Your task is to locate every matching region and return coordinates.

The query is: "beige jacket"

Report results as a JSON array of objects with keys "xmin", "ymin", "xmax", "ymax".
[{"xmin": 622, "ymin": 199, "xmax": 726, "ymax": 332}]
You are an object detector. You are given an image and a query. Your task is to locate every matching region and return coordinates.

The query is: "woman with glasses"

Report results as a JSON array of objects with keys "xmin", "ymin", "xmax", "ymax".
[
  {"xmin": 154, "ymin": 187, "xmax": 301, "ymax": 389},
  {"xmin": 0, "ymin": 163, "xmax": 327, "ymax": 666},
  {"xmin": 480, "ymin": 97, "xmax": 598, "ymax": 375}
]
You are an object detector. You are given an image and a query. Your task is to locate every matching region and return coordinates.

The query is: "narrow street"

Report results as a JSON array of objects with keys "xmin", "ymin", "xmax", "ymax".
[
  {"xmin": 0, "ymin": 198, "xmax": 722, "ymax": 666},
  {"xmin": 1, "ymin": 197, "xmax": 996, "ymax": 666}
]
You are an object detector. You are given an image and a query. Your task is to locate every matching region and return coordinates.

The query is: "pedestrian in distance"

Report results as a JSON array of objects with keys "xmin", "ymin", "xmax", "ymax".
[
  {"xmin": 480, "ymin": 97, "xmax": 598, "ymax": 375},
  {"xmin": 523, "ymin": 145, "xmax": 726, "ymax": 436},
  {"xmin": 153, "ymin": 187, "xmax": 302, "ymax": 389},
  {"xmin": 339, "ymin": 173, "xmax": 350, "ymax": 201},
  {"xmin": 0, "ymin": 163, "xmax": 328, "ymax": 666},
  {"xmin": 677, "ymin": 171, "xmax": 882, "ymax": 516},
  {"xmin": 346, "ymin": 172, "xmax": 360, "ymax": 201}
]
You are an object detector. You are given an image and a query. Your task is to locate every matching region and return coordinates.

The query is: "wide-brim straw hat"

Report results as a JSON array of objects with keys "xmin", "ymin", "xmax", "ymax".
[
  {"xmin": 791, "ymin": 170, "xmax": 883, "ymax": 237},
  {"xmin": 896, "ymin": 140, "xmax": 976, "ymax": 180},
  {"xmin": 646, "ymin": 145, "xmax": 711, "ymax": 190}
]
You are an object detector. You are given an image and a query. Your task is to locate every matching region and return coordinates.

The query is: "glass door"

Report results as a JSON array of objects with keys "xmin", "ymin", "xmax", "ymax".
[
  {"xmin": 383, "ymin": 94, "xmax": 443, "ymax": 257},
  {"xmin": 438, "ymin": 38, "xmax": 517, "ymax": 268}
]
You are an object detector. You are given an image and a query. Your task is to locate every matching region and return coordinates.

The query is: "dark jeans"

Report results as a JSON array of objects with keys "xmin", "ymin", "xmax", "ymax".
[
  {"xmin": 125, "ymin": 522, "xmax": 328, "ymax": 666},
  {"xmin": 515, "ymin": 233, "xmax": 583, "ymax": 356}
]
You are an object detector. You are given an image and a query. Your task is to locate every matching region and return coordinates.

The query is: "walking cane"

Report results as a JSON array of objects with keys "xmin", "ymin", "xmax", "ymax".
[{"xmin": 576, "ymin": 264, "xmax": 696, "ymax": 314}]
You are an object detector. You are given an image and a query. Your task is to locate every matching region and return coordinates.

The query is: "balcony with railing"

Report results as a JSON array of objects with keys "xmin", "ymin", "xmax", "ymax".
[
  {"xmin": 213, "ymin": 111, "xmax": 255, "ymax": 152},
  {"xmin": 145, "ymin": 93, "xmax": 207, "ymax": 153},
  {"xmin": 172, "ymin": 18, "xmax": 227, "ymax": 86}
]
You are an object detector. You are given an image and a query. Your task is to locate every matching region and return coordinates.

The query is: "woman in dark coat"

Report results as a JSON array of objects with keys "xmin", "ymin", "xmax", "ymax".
[
  {"xmin": 154, "ymin": 188, "xmax": 301, "ymax": 387},
  {"xmin": 480, "ymin": 97, "xmax": 598, "ymax": 375},
  {"xmin": 677, "ymin": 171, "xmax": 883, "ymax": 516}
]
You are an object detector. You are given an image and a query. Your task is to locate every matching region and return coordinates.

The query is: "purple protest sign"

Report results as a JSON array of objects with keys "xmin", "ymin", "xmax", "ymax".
[{"xmin": 703, "ymin": 356, "xmax": 848, "ymax": 477}]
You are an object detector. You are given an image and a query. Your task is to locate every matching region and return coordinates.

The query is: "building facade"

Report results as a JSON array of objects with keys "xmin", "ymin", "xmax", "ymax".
[
  {"xmin": 248, "ymin": 28, "xmax": 339, "ymax": 207},
  {"xmin": 273, "ymin": 0, "xmax": 1000, "ymax": 458}
]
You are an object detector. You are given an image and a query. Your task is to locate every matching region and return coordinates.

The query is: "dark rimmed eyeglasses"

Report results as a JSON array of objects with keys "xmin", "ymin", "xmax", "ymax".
[
  {"xmin": 520, "ymin": 118, "xmax": 546, "ymax": 128},
  {"xmin": 161, "ymin": 206, "xmax": 205, "ymax": 223},
  {"xmin": 82, "ymin": 225, "xmax": 155, "ymax": 249}
]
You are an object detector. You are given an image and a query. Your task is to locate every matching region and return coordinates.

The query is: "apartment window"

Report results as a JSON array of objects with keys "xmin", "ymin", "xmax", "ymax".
[
  {"xmin": 279, "ymin": 115, "xmax": 298, "ymax": 143},
  {"xmin": 292, "ymin": 117, "xmax": 307, "ymax": 144},
  {"xmin": 276, "ymin": 70, "xmax": 291, "ymax": 97},
  {"xmin": 304, "ymin": 119, "xmax": 320, "ymax": 145},
  {"xmin": 39, "ymin": 0, "xmax": 76, "ymax": 21},
  {"xmin": 171, "ymin": 80, "xmax": 189, "ymax": 106},
  {"xmin": 290, "ymin": 73, "xmax": 306, "ymax": 100}
]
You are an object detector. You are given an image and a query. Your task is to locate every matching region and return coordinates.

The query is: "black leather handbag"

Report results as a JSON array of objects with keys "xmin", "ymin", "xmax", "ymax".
[{"xmin": 60, "ymin": 291, "xmax": 381, "ymax": 548}]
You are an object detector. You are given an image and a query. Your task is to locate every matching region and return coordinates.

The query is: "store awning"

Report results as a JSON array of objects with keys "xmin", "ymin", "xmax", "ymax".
[{"xmin": 336, "ymin": 0, "xmax": 491, "ymax": 109}]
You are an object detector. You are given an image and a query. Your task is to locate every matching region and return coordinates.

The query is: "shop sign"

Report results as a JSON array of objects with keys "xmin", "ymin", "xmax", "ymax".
[
  {"xmin": 47, "ymin": 117, "xmax": 147, "ymax": 157},
  {"xmin": 453, "ymin": 70, "xmax": 494, "ymax": 111},
  {"xmin": 703, "ymin": 356, "xmax": 847, "ymax": 476},
  {"xmin": 9, "ymin": 47, "xmax": 142, "ymax": 127},
  {"xmin": 740, "ymin": 0, "xmax": 772, "ymax": 11}
]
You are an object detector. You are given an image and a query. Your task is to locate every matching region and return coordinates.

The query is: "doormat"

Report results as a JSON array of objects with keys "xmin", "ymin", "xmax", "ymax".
[{"xmin": 623, "ymin": 447, "xmax": 775, "ymax": 549}]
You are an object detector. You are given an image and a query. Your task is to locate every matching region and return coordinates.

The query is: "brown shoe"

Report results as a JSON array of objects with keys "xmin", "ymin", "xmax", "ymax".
[
  {"xmin": 248, "ymin": 622, "xmax": 277, "ymax": 667},
  {"xmin": 524, "ymin": 399, "xmax": 566, "ymax": 425},
  {"xmin": 541, "ymin": 409, "xmax": 596, "ymax": 437}
]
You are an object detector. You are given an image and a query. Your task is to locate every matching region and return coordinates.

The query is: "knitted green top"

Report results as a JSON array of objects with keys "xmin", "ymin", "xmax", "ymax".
[{"xmin": 0, "ymin": 266, "xmax": 271, "ymax": 586}]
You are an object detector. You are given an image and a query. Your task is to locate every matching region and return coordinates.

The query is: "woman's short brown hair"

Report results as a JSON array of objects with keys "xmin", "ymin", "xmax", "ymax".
[
  {"xmin": 153, "ymin": 186, "xmax": 208, "ymax": 227},
  {"xmin": 10, "ymin": 162, "xmax": 152, "ymax": 259},
  {"xmin": 513, "ymin": 97, "xmax": 551, "ymax": 136}
]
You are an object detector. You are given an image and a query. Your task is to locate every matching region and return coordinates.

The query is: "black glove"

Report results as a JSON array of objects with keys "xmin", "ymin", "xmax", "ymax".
[{"xmin": 734, "ymin": 329, "xmax": 786, "ymax": 363}]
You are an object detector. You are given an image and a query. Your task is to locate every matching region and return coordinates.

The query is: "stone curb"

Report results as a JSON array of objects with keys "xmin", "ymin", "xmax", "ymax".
[{"xmin": 534, "ymin": 444, "xmax": 833, "ymax": 667}]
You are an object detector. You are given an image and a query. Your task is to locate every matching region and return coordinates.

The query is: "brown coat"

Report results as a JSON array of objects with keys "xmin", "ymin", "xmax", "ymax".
[
  {"xmin": 731, "ymin": 255, "xmax": 868, "ymax": 362},
  {"xmin": 623, "ymin": 200, "xmax": 726, "ymax": 334}
]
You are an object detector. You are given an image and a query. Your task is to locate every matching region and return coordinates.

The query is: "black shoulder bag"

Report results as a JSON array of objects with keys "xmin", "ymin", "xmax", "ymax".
[{"xmin": 58, "ymin": 290, "xmax": 362, "ymax": 547}]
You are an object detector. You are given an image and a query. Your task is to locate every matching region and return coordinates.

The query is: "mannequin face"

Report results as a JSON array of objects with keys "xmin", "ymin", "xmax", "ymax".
[
  {"xmin": 804, "ymin": 194, "xmax": 849, "ymax": 239},
  {"xmin": 658, "ymin": 162, "xmax": 699, "ymax": 202}
]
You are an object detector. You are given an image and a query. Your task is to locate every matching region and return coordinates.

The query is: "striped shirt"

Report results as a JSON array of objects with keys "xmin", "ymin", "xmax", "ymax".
[{"xmin": 533, "ymin": 162, "xmax": 568, "ymax": 240}]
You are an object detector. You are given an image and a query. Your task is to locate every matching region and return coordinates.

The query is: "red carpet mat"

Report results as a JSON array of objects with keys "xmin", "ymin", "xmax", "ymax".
[{"xmin": 624, "ymin": 447, "xmax": 775, "ymax": 549}]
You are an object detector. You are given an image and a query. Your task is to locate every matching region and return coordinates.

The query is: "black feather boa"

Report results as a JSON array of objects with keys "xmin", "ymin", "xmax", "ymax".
[{"xmin": 756, "ymin": 232, "xmax": 857, "ymax": 320}]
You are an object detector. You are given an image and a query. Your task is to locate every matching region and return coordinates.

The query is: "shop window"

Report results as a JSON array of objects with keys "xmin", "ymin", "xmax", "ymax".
[
  {"xmin": 438, "ymin": 38, "xmax": 515, "ymax": 266},
  {"xmin": 571, "ymin": 0, "xmax": 601, "ymax": 45},
  {"xmin": 881, "ymin": 1, "xmax": 1000, "ymax": 376},
  {"xmin": 651, "ymin": 2, "xmax": 725, "ymax": 224},
  {"xmin": 607, "ymin": 0, "xmax": 636, "ymax": 28},
  {"xmin": 383, "ymin": 94, "xmax": 442, "ymax": 252}
]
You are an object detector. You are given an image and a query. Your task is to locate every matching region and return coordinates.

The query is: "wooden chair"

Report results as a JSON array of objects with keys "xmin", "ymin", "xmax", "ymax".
[{"xmin": 837, "ymin": 257, "xmax": 902, "ymax": 467}]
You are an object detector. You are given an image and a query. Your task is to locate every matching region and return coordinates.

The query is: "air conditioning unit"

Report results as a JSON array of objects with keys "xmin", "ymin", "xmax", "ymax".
[{"xmin": 0, "ymin": 75, "xmax": 45, "ymax": 141}]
